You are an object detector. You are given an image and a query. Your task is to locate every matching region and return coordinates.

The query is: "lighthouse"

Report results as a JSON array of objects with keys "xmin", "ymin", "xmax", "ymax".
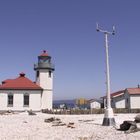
[{"xmin": 34, "ymin": 50, "xmax": 55, "ymax": 110}]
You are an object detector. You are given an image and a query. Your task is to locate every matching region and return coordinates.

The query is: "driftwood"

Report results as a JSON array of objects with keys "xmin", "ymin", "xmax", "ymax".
[
  {"xmin": 44, "ymin": 117, "xmax": 75, "ymax": 128},
  {"xmin": 67, "ymin": 122, "xmax": 75, "ymax": 128},
  {"xmin": 78, "ymin": 119, "xmax": 94, "ymax": 122},
  {"xmin": 52, "ymin": 123, "xmax": 66, "ymax": 126},
  {"xmin": 44, "ymin": 117, "xmax": 55, "ymax": 123}
]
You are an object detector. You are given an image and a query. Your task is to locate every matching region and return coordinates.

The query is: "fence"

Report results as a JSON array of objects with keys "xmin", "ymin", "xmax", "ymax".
[{"xmin": 42, "ymin": 108, "xmax": 140, "ymax": 115}]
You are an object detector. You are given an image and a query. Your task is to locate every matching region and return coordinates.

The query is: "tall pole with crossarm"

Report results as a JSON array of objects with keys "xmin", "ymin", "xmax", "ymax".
[{"xmin": 96, "ymin": 23, "xmax": 115, "ymax": 126}]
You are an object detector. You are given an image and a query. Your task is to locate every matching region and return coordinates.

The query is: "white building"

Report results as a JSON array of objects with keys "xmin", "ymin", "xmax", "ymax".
[
  {"xmin": 110, "ymin": 90, "xmax": 125, "ymax": 109},
  {"xmin": 89, "ymin": 99, "xmax": 101, "ymax": 109},
  {"xmin": 102, "ymin": 88, "xmax": 140, "ymax": 109},
  {"xmin": 125, "ymin": 88, "xmax": 140, "ymax": 109},
  {"xmin": 0, "ymin": 51, "xmax": 55, "ymax": 111}
]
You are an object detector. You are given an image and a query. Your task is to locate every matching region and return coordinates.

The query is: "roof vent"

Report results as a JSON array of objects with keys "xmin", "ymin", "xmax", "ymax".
[{"xmin": 19, "ymin": 72, "xmax": 25, "ymax": 77}]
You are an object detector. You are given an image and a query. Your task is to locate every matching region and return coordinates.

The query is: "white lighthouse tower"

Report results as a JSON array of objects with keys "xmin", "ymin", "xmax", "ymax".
[{"xmin": 34, "ymin": 50, "xmax": 55, "ymax": 110}]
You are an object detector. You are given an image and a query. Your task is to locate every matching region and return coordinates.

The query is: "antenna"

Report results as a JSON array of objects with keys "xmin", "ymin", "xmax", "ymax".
[
  {"xmin": 96, "ymin": 23, "xmax": 99, "ymax": 32},
  {"xmin": 96, "ymin": 23, "xmax": 115, "ymax": 35},
  {"xmin": 112, "ymin": 25, "xmax": 115, "ymax": 35}
]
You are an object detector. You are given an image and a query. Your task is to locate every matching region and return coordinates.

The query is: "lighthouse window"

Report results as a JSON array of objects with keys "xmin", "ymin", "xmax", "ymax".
[
  {"xmin": 8, "ymin": 94, "xmax": 13, "ymax": 107},
  {"xmin": 49, "ymin": 71, "xmax": 51, "ymax": 77},
  {"xmin": 24, "ymin": 94, "xmax": 29, "ymax": 106},
  {"xmin": 37, "ymin": 71, "xmax": 39, "ymax": 77}
]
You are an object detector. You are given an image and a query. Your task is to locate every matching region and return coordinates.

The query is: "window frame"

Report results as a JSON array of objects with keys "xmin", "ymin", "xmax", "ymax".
[
  {"xmin": 36, "ymin": 71, "xmax": 39, "ymax": 78},
  {"xmin": 49, "ymin": 71, "xmax": 51, "ymax": 78},
  {"xmin": 23, "ymin": 93, "xmax": 29, "ymax": 107},
  {"xmin": 7, "ymin": 93, "xmax": 13, "ymax": 107}
]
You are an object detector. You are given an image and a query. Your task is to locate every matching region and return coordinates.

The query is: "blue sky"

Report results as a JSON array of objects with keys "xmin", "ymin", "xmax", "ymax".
[{"xmin": 0, "ymin": 0, "xmax": 140, "ymax": 100}]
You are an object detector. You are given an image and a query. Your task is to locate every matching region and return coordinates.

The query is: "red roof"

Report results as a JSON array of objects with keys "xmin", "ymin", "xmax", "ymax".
[
  {"xmin": 0, "ymin": 73, "xmax": 42, "ymax": 90},
  {"xmin": 102, "ymin": 90, "xmax": 124, "ymax": 98},
  {"xmin": 111, "ymin": 90, "xmax": 124, "ymax": 97},
  {"xmin": 126, "ymin": 88, "xmax": 140, "ymax": 94},
  {"xmin": 39, "ymin": 50, "xmax": 49, "ymax": 57}
]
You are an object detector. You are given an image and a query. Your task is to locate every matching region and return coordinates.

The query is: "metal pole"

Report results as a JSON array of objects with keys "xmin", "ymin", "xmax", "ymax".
[
  {"xmin": 96, "ymin": 23, "xmax": 115, "ymax": 126},
  {"xmin": 105, "ymin": 33, "xmax": 111, "ymax": 109}
]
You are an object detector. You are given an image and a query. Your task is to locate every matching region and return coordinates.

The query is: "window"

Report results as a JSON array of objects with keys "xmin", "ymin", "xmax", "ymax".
[
  {"xmin": 8, "ymin": 94, "xmax": 13, "ymax": 106},
  {"xmin": 36, "ymin": 71, "xmax": 39, "ymax": 77},
  {"xmin": 126, "ymin": 98, "xmax": 129, "ymax": 103},
  {"xmin": 24, "ymin": 94, "xmax": 29, "ymax": 106},
  {"xmin": 49, "ymin": 71, "xmax": 51, "ymax": 77}
]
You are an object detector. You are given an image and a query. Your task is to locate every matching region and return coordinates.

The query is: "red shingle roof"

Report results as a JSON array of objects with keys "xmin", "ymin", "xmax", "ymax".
[
  {"xmin": 0, "ymin": 73, "xmax": 42, "ymax": 90},
  {"xmin": 126, "ymin": 88, "xmax": 140, "ymax": 94},
  {"xmin": 111, "ymin": 90, "xmax": 124, "ymax": 97},
  {"xmin": 102, "ymin": 90, "xmax": 124, "ymax": 98}
]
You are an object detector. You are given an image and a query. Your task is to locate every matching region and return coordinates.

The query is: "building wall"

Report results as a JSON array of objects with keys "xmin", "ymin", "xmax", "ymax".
[
  {"xmin": 0, "ymin": 93, "xmax": 7, "ymax": 110},
  {"xmin": 37, "ymin": 69, "xmax": 53, "ymax": 109},
  {"xmin": 130, "ymin": 95, "xmax": 140, "ymax": 109},
  {"xmin": 112, "ymin": 95, "xmax": 125, "ymax": 108},
  {"xmin": 0, "ymin": 90, "xmax": 42, "ymax": 111},
  {"xmin": 37, "ymin": 69, "xmax": 53, "ymax": 89},
  {"xmin": 115, "ymin": 99, "xmax": 125, "ymax": 108},
  {"xmin": 90, "ymin": 101, "xmax": 101, "ymax": 109},
  {"xmin": 124, "ymin": 91, "xmax": 131, "ymax": 109},
  {"xmin": 103, "ymin": 90, "xmax": 140, "ymax": 109},
  {"xmin": 41, "ymin": 90, "xmax": 52, "ymax": 110}
]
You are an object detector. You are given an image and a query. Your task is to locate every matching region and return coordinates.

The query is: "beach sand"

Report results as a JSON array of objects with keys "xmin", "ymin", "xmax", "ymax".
[{"xmin": 0, "ymin": 112, "xmax": 139, "ymax": 140}]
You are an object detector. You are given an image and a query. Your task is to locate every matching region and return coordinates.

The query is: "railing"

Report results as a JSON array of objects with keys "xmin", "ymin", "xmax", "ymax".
[{"xmin": 34, "ymin": 63, "xmax": 55, "ymax": 70}]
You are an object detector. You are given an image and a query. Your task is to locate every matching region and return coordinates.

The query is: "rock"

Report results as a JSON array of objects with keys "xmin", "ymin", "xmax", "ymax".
[
  {"xmin": 136, "ymin": 123, "xmax": 140, "ymax": 130},
  {"xmin": 119, "ymin": 120, "xmax": 140, "ymax": 133},
  {"xmin": 27, "ymin": 110, "xmax": 36, "ymax": 115},
  {"xmin": 125, "ymin": 123, "xmax": 137, "ymax": 133},
  {"xmin": 119, "ymin": 121, "xmax": 136, "ymax": 131},
  {"xmin": 134, "ymin": 114, "xmax": 140, "ymax": 123}
]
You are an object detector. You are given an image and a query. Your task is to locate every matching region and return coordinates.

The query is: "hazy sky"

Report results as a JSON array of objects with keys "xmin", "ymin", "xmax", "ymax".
[{"xmin": 0, "ymin": 0, "xmax": 140, "ymax": 100}]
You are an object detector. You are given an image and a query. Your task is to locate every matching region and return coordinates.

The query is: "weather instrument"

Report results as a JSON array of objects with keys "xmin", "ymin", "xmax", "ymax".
[{"xmin": 96, "ymin": 23, "xmax": 116, "ymax": 126}]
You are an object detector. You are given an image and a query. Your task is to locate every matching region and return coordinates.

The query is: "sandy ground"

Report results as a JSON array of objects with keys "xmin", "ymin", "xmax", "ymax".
[{"xmin": 0, "ymin": 112, "xmax": 140, "ymax": 140}]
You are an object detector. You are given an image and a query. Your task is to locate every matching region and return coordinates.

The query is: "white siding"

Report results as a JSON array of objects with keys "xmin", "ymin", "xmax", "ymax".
[
  {"xmin": 90, "ymin": 101, "xmax": 101, "ymax": 109},
  {"xmin": 112, "ymin": 94, "xmax": 126, "ymax": 109},
  {"xmin": 115, "ymin": 99, "xmax": 125, "ymax": 108},
  {"xmin": 41, "ymin": 90, "xmax": 52, "ymax": 110},
  {"xmin": 30, "ymin": 93, "xmax": 41, "ymax": 110},
  {"xmin": 0, "ymin": 90, "xmax": 42, "ymax": 111},
  {"xmin": 13, "ymin": 93, "xmax": 23, "ymax": 110},
  {"xmin": 37, "ymin": 69, "xmax": 53, "ymax": 90},
  {"xmin": 130, "ymin": 95, "xmax": 140, "ymax": 109},
  {"xmin": 0, "ymin": 93, "xmax": 7, "ymax": 110},
  {"xmin": 36, "ymin": 69, "xmax": 53, "ymax": 110}
]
